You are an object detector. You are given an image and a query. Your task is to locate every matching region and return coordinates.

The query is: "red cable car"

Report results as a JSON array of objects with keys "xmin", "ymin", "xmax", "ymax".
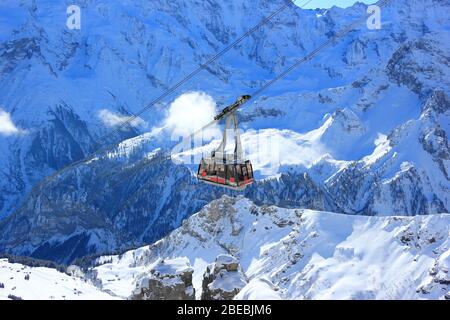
[{"xmin": 197, "ymin": 95, "xmax": 254, "ymax": 190}]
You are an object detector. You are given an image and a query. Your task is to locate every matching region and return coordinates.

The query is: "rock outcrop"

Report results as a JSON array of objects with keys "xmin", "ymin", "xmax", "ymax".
[
  {"xmin": 131, "ymin": 257, "xmax": 195, "ymax": 300},
  {"xmin": 201, "ymin": 254, "xmax": 247, "ymax": 300}
]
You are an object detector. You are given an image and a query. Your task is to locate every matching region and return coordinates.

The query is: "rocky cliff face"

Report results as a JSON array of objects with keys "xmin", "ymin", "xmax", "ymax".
[
  {"xmin": 131, "ymin": 257, "xmax": 195, "ymax": 300},
  {"xmin": 326, "ymin": 89, "xmax": 450, "ymax": 216},
  {"xmin": 0, "ymin": 0, "xmax": 449, "ymax": 263},
  {"xmin": 201, "ymin": 254, "xmax": 247, "ymax": 300},
  {"xmin": 88, "ymin": 196, "xmax": 450, "ymax": 300}
]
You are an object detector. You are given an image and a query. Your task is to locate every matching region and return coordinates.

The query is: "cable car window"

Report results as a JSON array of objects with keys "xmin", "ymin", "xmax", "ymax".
[{"xmin": 246, "ymin": 162, "xmax": 253, "ymax": 176}]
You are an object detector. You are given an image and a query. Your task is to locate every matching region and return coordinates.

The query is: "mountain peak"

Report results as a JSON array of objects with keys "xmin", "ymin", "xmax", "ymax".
[{"xmin": 88, "ymin": 197, "xmax": 450, "ymax": 300}]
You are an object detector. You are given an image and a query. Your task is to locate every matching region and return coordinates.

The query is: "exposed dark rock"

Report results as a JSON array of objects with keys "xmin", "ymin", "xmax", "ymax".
[
  {"xmin": 131, "ymin": 258, "xmax": 195, "ymax": 300},
  {"xmin": 201, "ymin": 254, "xmax": 247, "ymax": 300}
]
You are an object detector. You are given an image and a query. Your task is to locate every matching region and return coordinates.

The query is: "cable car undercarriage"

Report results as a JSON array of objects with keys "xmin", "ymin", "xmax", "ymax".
[{"xmin": 197, "ymin": 95, "xmax": 254, "ymax": 190}]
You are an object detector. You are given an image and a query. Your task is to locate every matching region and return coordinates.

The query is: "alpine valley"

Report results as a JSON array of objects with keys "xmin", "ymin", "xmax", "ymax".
[{"xmin": 0, "ymin": 0, "xmax": 449, "ymax": 300}]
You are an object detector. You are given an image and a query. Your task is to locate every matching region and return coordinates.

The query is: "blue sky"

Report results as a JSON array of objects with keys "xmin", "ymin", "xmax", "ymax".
[{"xmin": 295, "ymin": 0, "xmax": 375, "ymax": 9}]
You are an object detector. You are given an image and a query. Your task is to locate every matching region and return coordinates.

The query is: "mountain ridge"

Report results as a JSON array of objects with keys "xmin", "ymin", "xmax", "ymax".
[{"xmin": 88, "ymin": 196, "xmax": 450, "ymax": 300}]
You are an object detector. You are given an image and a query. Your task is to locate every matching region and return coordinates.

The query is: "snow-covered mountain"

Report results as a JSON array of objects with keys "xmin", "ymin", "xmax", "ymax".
[
  {"xmin": 1, "ymin": 196, "xmax": 448, "ymax": 300},
  {"xmin": 0, "ymin": 258, "xmax": 116, "ymax": 300},
  {"xmin": 0, "ymin": 0, "xmax": 449, "ymax": 264},
  {"xmin": 88, "ymin": 196, "xmax": 449, "ymax": 300}
]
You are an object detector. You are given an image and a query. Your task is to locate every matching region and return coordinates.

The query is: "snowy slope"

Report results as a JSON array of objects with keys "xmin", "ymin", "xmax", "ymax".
[
  {"xmin": 323, "ymin": 89, "xmax": 450, "ymax": 215},
  {"xmin": 90, "ymin": 196, "xmax": 450, "ymax": 300},
  {"xmin": 0, "ymin": 196, "xmax": 448, "ymax": 300},
  {"xmin": 0, "ymin": 258, "xmax": 117, "ymax": 300}
]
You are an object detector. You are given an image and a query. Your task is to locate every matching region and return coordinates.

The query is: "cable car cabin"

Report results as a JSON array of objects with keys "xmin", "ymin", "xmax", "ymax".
[
  {"xmin": 197, "ymin": 159, "xmax": 254, "ymax": 190},
  {"xmin": 196, "ymin": 96, "xmax": 254, "ymax": 190}
]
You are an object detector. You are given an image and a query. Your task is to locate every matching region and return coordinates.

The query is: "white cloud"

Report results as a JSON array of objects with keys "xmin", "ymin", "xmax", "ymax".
[
  {"xmin": 164, "ymin": 91, "xmax": 220, "ymax": 138},
  {"xmin": 0, "ymin": 108, "xmax": 22, "ymax": 136},
  {"xmin": 98, "ymin": 109, "xmax": 146, "ymax": 129}
]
